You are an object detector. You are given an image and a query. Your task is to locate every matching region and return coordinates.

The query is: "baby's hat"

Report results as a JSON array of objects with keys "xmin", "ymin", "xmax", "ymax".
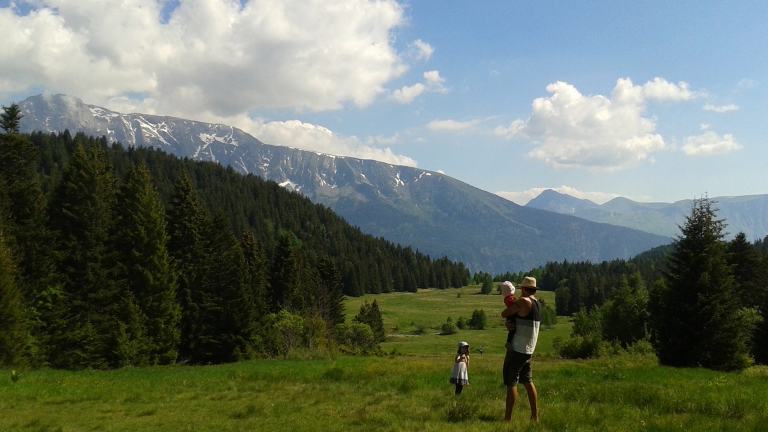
[{"xmin": 502, "ymin": 281, "xmax": 515, "ymax": 297}]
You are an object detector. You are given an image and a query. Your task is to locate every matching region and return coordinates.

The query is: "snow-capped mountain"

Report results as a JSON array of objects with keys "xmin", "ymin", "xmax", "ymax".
[{"xmin": 19, "ymin": 94, "xmax": 670, "ymax": 272}]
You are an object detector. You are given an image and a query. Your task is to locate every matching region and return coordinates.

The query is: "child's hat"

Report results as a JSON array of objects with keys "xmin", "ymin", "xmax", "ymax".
[
  {"xmin": 502, "ymin": 281, "xmax": 515, "ymax": 297},
  {"xmin": 458, "ymin": 341, "xmax": 469, "ymax": 350}
]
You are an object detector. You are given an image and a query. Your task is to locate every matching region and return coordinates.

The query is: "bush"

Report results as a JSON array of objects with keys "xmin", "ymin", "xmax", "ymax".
[
  {"xmin": 441, "ymin": 322, "xmax": 458, "ymax": 335},
  {"xmin": 554, "ymin": 333, "xmax": 603, "ymax": 359},
  {"xmin": 333, "ymin": 322, "xmax": 376, "ymax": 350},
  {"xmin": 481, "ymin": 275, "xmax": 493, "ymax": 294},
  {"xmin": 414, "ymin": 321, "xmax": 430, "ymax": 335},
  {"xmin": 572, "ymin": 307, "xmax": 603, "ymax": 337},
  {"xmin": 468, "ymin": 309, "xmax": 487, "ymax": 330},
  {"xmin": 353, "ymin": 300, "xmax": 386, "ymax": 343},
  {"xmin": 541, "ymin": 303, "xmax": 558, "ymax": 329},
  {"xmin": 456, "ymin": 317, "xmax": 467, "ymax": 330}
]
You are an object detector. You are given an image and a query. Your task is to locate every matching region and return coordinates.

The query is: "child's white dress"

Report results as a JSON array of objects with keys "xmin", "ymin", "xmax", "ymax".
[{"xmin": 449, "ymin": 356, "xmax": 469, "ymax": 386}]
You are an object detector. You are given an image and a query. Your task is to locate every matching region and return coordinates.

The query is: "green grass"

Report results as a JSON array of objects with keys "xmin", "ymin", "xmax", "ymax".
[{"xmin": 1, "ymin": 286, "xmax": 767, "ymax": 431}]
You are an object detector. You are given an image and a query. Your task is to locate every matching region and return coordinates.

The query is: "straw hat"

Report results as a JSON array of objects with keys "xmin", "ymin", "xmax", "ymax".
[{"xmin": 518, "ymin": 276, "xmax": 538, "ymax": 290}]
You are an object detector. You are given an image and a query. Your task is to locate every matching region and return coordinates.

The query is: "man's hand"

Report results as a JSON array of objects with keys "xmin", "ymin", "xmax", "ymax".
[{"xmin": 505, "ymin": 321, "xmax": 516, "ymax": 332}]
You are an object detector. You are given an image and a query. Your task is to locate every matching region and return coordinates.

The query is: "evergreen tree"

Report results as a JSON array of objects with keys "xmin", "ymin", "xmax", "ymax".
[
  {"xmin": 353, "ymin": 300, "xmax": 385, "ymax": 343},
  {"xmin": 651, "ymin": 197, "xmax": 754, "ymax": 370},
  {"xmin": 241, "ymin": 230, "xmax": 268, "ymax": 322},
  {"xmin": 1, "ymin": 103, "xmax": 22, "ymax": 134},
  {"xmin": 270, "ymin": 231, "xmax": 301, "ymax": 312},
  {"xmin": 47, "ymin": 143, "xmax": 132, "ymax": 368},
  {"xmin": 114, "ymin": 164, "xmax": 180, "ymax": 365},
  {"xmin": 727, "ymin": 232, "xmax": 762, "ymax": 307},
  {"xmin": 197, "ymin": 213, "xmax": 253, "ymax": 362},
  {"xmin": 602, "ymin": 273, "xmax": 649, "ymax": 347},
  {"xmin": 0, "ymin": 209, "xmax": 30, "ymax": 367},
  {"xmin": 316, "ymin": 255, "xmax": 345, "ymax": 327},
  {"xmin": 481, "ymin": 273, "xmax": 493, "ymax": 294},
  {"xmin": 166, "ymin": 171, "xmax": 209, "ymax": 362}
]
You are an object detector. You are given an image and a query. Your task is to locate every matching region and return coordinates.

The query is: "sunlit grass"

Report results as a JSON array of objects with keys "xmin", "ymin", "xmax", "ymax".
[{"xmin": 1, "ymin": 287, "xmax": 766, "ymax": 431}]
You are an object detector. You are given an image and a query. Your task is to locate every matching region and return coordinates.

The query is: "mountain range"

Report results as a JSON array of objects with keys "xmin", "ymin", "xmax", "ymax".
[
  {"xmin": 17, "ymin": 94, "xmax": 670, "ymax": 273},
  {"xmin": 526, "ymin": 189, "xmax": 768, "ymax": 240}
]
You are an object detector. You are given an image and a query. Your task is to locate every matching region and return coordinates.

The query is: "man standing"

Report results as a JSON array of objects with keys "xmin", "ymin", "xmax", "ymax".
[{"xmin": 501, "ymin": 276, "xmax": 541, "ymax": 422}]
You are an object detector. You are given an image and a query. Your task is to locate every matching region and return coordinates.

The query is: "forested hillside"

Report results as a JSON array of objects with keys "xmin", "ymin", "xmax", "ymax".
[{"xmin": 0, "ymin": 122, "xmax": 470, "ymax": 369}]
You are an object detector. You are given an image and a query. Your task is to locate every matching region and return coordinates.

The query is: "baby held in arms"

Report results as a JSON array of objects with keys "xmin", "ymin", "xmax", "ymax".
[{"xmin": 502, "ymin": 281, "xmax": 516, "ymax": 349}]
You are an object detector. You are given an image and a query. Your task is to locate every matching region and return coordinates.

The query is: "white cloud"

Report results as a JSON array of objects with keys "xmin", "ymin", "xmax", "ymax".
[
  {"xmin": 641, "ymin": 77, "xmax": 694, "ymax": 101},
  {"xmin": 703, "ymin": 103, "xmax": 738, "ymax": 113},
  {"xmin": 700, "ymin": 123, "xmax": 710, "ymax": 131},
  {"xmin": 391, "ymin": 70, "xmax": 448, "ymax": 104},
  {"xmin": 252, "ymin": 119, "xmax": 417, "ymax": 167},
  {"xmin": 736, "ymin": 79, "xmax": 757, "ymax": 90},
  {"xmin": 682, "ymin": 130, "xmax": 741, "ymax": 156},
  {"xmin": 0, "ymin": 0, "xmax": 409, "ymax": 117},
  {"xmin": 496, "ymin": 186, "xmax": 620, "ymax": 206},
  {"xmin": 436, "ymin": 169, "xmax": 445, "ymax": 174},
  {"xmin": 411, "ymin": 39, "xmax": 434, "ymax": 61},
  {"xmin": 494, "ymin": 78, "xmax": 698, "ymax": 171},
  {"xmin": 490, "ymin": 70, "xmax": 500, "ymax": 77},
  {"xmin": 427, "ymin": 119, "xmax": 481, "ymax": 132}
]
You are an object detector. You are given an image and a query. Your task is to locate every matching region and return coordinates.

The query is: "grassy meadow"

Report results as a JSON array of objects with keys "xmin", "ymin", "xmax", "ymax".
[{"xmin": 2, "ymin": 285, "xmax": 768, "ymax": 431}]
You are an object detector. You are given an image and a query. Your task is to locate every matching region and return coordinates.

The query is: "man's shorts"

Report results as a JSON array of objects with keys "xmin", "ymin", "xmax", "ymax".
[{"xmin": 503, "ymin": 349, "xmax": 533, "ymax": 387}]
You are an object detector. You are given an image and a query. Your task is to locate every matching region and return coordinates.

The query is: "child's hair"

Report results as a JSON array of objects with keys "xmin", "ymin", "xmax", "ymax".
[
  {"xmin": 457, "ymin": 341, "xmax": 469, "ymax": 354},
  {"xmin": 501, "ymin": 281, "xmax": 515, "ymax": 298}
]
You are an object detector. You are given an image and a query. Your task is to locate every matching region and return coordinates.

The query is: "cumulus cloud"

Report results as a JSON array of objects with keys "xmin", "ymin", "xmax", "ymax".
[
  {"xmin": 391, "ymin": 70, "xmax": 448, "ymax": 104},
  {"xmin": 703, "ymin": 103, "xmax": 738, "ymax": 113},
  {"xmin": 427, "ymin": 119, "xmax": 481, "ymax": 132},
  {"xmin": 681, "ymin": 130, "xmax": 741, "ymax": 156},
  {"xmin": 411, "ymin": 39, "xmax": 434, "ymax": 61},
  {"xmin": 494, "ymin": 78, "xmax": 699, "ymax": 171},
  {"xmin": 495, "ymin": 186, "xmax": 620, "ymax": 206},
  {"xmin": 251, "ymin": 119, "xmax": 417, "ymax": 167},
  {"xmin": 0, "ymin": 0, "xmax": 409, "ymax": 117}
]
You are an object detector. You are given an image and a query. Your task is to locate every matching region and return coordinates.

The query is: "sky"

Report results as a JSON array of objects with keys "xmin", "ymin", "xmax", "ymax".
[{"xmin": 1, "ymin": 0, "xmax": 767, "ymax": 205}]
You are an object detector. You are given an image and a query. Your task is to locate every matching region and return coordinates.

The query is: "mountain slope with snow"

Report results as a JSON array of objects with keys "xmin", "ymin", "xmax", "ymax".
[{"xmin": 19, "ymin": 94, "xmax": 671, "ymax": 272}]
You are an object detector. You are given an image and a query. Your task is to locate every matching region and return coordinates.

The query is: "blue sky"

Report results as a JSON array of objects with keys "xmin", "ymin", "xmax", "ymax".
[{"xmin": 1, "ymin": 0, "xmax": 766, "ymax": 204}]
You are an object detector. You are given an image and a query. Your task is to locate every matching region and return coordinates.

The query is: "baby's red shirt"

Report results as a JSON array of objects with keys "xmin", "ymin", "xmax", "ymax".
[{"xmin": 504, "ymin": 295, "xmax": 516, "ymax": 308}]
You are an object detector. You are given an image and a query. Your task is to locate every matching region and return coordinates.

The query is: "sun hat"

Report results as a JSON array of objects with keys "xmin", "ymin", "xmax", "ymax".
[
  {"xmin": 518, "ymin": 276, "xmax": 539, "ymax": 290},
  {"xmin": 458, "ymin": 341, "xmax": 469, "ymax": 350},
  {"xmin": 501, "ymin": 281, "xmax": 515, "ymax": 297}
]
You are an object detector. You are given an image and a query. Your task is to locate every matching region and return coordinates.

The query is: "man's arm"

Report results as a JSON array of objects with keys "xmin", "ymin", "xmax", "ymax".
[{"xmin": 502, "ymin": 297, "xmax": 532, "ymax": 318}]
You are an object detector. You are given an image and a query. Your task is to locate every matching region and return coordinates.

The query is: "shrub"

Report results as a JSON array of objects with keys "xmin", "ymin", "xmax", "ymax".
[
  {"xmin": 554, "ymin": 334, "xmax": 603, "ymax": 359},
  {"xmin": 541, "ymin": 303, "xmax": 558, "ymax": 329},
  {"xmin": 455, "ymin": 317, "xmax": 467, "ymax": 330},
  {"xmin": 353, "ymin": 300, "xmax": 385, "ymax": 343},
  {"xmin": 468, "ymin": 309, "xmax": 487, "ymax": 330},
  {"xmin": 480, "ymin": 275, "xmax": 493, "ymax": 294},
  {"xmin": 333, "ymin": 322, "xmax": 376, "ymax": 350},
  {"xmin": 414, "ymin": 322, "xmax": 429, "ymax": 335},
  {"xmin": 441, "ymin": 322, "xmax": 459, "ymax": 335}
]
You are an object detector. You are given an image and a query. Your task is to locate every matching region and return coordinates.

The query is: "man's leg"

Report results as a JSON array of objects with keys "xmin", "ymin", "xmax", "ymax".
[
  {"xmin": 504, "ymin": 385, "xmax": 517, "ymax": 421},
  {"xmin": 523, "ymin": 382, "xmax": 538, "ymax": 421}
]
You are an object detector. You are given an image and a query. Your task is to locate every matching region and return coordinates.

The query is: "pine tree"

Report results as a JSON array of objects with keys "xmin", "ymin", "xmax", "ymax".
[
  {"xmin": 0, "ymin": 208, "xmax": 30, "ymax": 367},
  {"xmin": 166, "ymin": 171, "xmax": 210, "ymax": 362},
  {"xmin": 196, "ymin": 213, "xmax": 253, "ymax": 362},
  {"xmin": 241, "ymin": 230, "xmax": 268, "ymax": 321},
  {"xmin": 114, "ymin": 164, "xmax": 180, "ymax": 365},
  {"xmin": 651, "ymin": 197, "xmax": 754, "ymax": 370},
  {"xmin": 47, "ymin": 142, "xmax": 125, "ymax": 368},
  {"xmin": 270, "ymin": 231, "xmax": 301, "ymax": 312},
  {"xmin": 727, "ymin": 232, "xmax": 761, "ymax": 307},
  {"xmin": 602, "ymin": 273, "xmax": 649, "ymax": 347},
  {"xmin": 353, "ymin": 300, "xmax": 385, "ymax": 343},
  {"xmin": 316, "ymin": 255, "xmax": 345, "ymax": 327},
  {"xmin": 1, "ymin": 103, "xmax": 22, "ymax": 134}
]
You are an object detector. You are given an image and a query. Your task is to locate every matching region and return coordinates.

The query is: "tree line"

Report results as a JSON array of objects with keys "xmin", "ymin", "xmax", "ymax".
[
  {"xmin": 551, "ymin": 198, "xmax": 768, "ymax": 370},
  {"xmin": 0, "ymin": 105, "xmax": 470, "ymax": 369}
]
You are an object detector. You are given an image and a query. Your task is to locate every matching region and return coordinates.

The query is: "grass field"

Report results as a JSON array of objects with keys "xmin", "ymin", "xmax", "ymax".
[{"xmin": 2, "ymin": 286, "xmax": 767, "ymax": 431}]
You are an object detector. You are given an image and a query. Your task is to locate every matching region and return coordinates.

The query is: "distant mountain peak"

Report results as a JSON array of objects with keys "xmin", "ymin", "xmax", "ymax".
[{"xmin": 19, "ymin": 94, "xmax": 671, "ymax": 272}]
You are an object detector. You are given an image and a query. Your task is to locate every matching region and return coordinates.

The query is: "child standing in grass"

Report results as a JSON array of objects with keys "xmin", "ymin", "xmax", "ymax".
[
  {"xmin": 449, "ymin": 341, "xmax": 470, "ymax": 395},
  {"xmin": 502, "ymin": 281, "xmax": 517, "ymax": 349}
]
